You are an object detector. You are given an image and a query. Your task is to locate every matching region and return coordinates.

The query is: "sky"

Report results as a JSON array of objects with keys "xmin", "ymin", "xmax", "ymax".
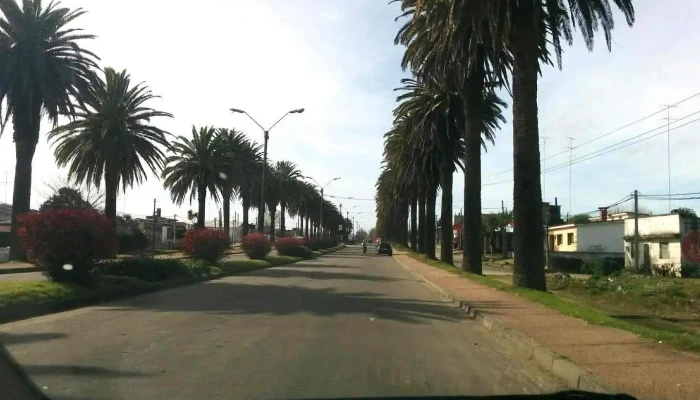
[{"xmin": 1, "ymin": 0, "xmax": 699, "ymax": 232}]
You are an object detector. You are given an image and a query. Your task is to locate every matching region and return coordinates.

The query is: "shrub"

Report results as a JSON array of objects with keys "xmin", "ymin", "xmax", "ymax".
[
  {"xmin": 275, "ymin": 237, "xmax": 313, "ymax": 258},
  {"xmin": 182, "ymin": 228, "xmax": 229, "ymax": 264},
  {"xmin": 117, "ymin": 227, "xmax": 150, "ymax": 254},
  {"xmin": 17, "ymin": 209, "xmax": 116, "ymax": 285},
  {"xmin": 548, "ymin": 256, "xmax": 584, "ymax": 274},
  {"xmin": 652, "ymin": 263, "xmax": 676, "ymax": 277},
  {"xmin": 680, "ymin": 263, "xmax": 700, "ymax": 278},
  {"xmin": 582, "ymin": 257, "xmax": 625, "ymax": 276},
  {"xmin": 241, "ymin": 233, "xmax": 271, "ymax": 260},
  {"xmin": 99, "ymin": 258, "xmax": 218, "ymax": 282}
]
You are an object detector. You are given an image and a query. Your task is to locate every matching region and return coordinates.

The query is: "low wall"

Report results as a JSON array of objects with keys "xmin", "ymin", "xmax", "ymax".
[{"xmin": 549, "ymin": 251, "xmax": 623, "ymax": 262}]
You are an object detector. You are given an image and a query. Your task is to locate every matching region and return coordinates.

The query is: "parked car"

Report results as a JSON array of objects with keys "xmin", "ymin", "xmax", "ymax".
[{"xmin": 375, "ymin": 242, "xmax": 392, "ymax": 256}]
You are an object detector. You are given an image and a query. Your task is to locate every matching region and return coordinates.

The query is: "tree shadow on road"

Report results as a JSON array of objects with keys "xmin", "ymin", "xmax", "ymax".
[
  {"xmin": 23, "ymin": 364, "xmax": 150, "ymax": 378},
  {"xmin": 247, "ymin": 268, "xmax": 404, "ymax": 283},
  {"xmin": 0, "ymin": 332, "xmax": 68, "ymax": 345},
  {"xmin": 107, "ymin": 280, "xmax": 466, "ymax": 325}
]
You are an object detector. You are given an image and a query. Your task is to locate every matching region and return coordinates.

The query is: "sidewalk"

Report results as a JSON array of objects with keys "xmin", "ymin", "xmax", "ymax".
[{"xmin": 393, "ymin": 252, "xmax": 700, "ymax": 400}]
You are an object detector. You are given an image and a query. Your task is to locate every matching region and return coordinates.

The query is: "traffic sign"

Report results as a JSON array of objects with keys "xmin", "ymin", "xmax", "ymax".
[{"xmin": 681, "ymin": 231, "xmax": 700, "ymax": 264}]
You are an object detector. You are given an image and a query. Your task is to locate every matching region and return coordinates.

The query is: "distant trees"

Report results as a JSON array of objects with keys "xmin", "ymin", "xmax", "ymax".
[{"xmin": 40, "ymin": 187, "xmax": 94, "ymax": 211}]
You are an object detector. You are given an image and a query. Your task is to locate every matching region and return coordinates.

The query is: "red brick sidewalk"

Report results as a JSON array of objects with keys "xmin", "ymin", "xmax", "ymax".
[{"xmin": 393, "ymin": 253, "xmax": 700, "ymax": 400}]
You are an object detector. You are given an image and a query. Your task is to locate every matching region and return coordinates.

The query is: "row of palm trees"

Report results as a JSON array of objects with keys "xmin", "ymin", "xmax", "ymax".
[
  {"xmin": 162, "ymin": 126, "xmax": 349, "ymax": 241},
  {"xmin": 375, "ymin": 0, "xmax": 635, "ymax": 290},
  {"xmin": 1, "ymin": 0, "xmax": 344, "ymax": 260}
]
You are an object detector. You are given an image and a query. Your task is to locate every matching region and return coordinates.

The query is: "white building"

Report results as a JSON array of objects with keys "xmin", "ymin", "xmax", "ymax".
[{"xmin": 623, "ymin": 213, "xmax": 699, "ymax": 274}]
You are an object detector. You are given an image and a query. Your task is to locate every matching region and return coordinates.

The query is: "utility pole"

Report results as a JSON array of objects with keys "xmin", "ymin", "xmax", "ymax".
[
  {"xmin": 219, "ymin": 208, "xmax": 223, "ymax": 230},
  {"xmin": 339, "ymin": 203, "xmax": 343, "ymax": 243},
  {"xmin": 633, "ymin": 190, "xmax": 640, "ymax": 273},
  {"xmin": 151, "ymin": 199, "xmax": 156, "ymax": 258},
  {"xmin": 541, "ymin": 136, "xmax": 550, "ymax": 201},
  {"xmin": 502, "ymin": 200, "xmax": 507, "ymax": 258},
  {"xmin": 566, "ymin": 137, "xmax": 575, "ymax": 217},
  {"xmin": 346, "ymin": 211, "xmax": 349, "ymax": 243},
  {"xmin": 662, "ymin": 105, "xmax": 678, "ymax": 213}
]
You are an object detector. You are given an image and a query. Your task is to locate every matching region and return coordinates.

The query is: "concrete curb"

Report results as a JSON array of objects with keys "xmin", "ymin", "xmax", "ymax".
[{"xmin": 390, "ymin": 252, "xmax": 616, "ymax": 394}]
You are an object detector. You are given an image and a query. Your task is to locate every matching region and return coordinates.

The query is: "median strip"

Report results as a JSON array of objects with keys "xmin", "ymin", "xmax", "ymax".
[{"xmin": 0, "ymin": 245, "xmax": 345, "ymax": 325}]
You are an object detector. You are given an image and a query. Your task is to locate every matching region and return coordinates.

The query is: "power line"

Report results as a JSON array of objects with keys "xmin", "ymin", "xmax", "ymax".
[
  {"xmin": 327, "ymin": 195, "xmax": 375, "ymax": 201},
  {"xmin": 483, "ymin": 112, "xmax": 700, "ymax": 187},
  {"xmin": 482, "ymin": 91, "xmax": 700, "ymax": 179}
]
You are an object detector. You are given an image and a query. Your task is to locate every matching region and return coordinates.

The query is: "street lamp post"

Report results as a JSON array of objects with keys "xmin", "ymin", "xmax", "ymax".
[
  {"xmin": 304, "ymin": 176, "xmax": 340, "ymax": 239},
  {"xmin": 230, "ymin": 107, "xmax": 305, "ymax": 234}
]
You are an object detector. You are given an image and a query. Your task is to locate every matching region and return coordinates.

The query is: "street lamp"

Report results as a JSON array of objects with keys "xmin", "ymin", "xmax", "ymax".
[
  {"xmin": 304, "ymin": 176, "xmax": 340, "ymax": 239},
  {"xmin": 230, "ymin": 107, "xmax": 305, "ymax": 233}
]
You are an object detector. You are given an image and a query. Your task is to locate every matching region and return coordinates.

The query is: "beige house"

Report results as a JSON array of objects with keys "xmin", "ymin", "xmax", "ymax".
[{"xmin": 548, "ymin": 220, "xmax": 625, "ymax": 253}]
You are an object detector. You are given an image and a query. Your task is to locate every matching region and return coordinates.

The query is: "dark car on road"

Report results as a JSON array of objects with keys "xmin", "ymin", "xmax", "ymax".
[{"xmin": 375, "ymin": 242, "xmax": 392, "ymax": 256}]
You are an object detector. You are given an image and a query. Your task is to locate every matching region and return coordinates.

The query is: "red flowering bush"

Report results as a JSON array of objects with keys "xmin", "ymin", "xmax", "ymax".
[
  {"xmin": 275, "ymin": 237, "xmax": 313, "ymax": 258},
  {"xmin": 182, "ymin": 228, "xmax": 229, "ymax": 264},
  {"xmin": 241, "ymin": 233, "xmax": 271, "ymax": 260},
  {"xmin": 18, "ymin": 209, "xmax": 116, "ymax": 285}
]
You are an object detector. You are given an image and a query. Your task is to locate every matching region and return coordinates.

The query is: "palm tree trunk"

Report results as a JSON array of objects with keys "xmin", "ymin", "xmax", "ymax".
[
  {"xmin": 280, "ymin": 203, "xmax": 286, "ymax": 237},
  {"xmin": 305, "ymin": 216, "xmax": 309, "ymax": 239},
  {"xmin": 269, "ymin": 208, "xmax": 276, "ymax": 241},
  {"xmin": 426, "ymin": 184, "xmax": 437, "ymax": 260},
  {"xmin": 223, "ymin": 189, "xmax": 231, "ymax": 243},
  {"xmin": 410, "ymin": 196, "xmax": 417, "ymax": 252},
  {"xmin": 418, "ymin": 193, "xmax": 426, "ymax": 254},
  {"xmin": 242, "ymin": 192, "xmax": 250, "ymax": 237},
  {"xmin": 399, "ymin": 200, "xmax": 409, "ymax": 246},
  {"xmin": 9, "ymin": 139, "xmax": 37, "ymax": 261},
  {"xmin": 440, "ymin": 157, "xmax": 454, "ymax": 264},
  {"xmin": 196, "ymin": 183, "xmax": 206, "ymax": 228},
  {"xmin": 463, "ymin": 56, "xmax": 486, "ymax": 274},
  {"xmin": 104, "ymin": 170, "xmax": 119, "ymax": 229},
  {"xmin": 511, "ymin": 1, "xmax": 546, "ymax": 291}
]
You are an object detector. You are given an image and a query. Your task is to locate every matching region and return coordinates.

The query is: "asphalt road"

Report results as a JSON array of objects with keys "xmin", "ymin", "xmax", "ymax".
[{"xmin": 0, "ymin": 246, "xmax": 565, "ymax": 400}]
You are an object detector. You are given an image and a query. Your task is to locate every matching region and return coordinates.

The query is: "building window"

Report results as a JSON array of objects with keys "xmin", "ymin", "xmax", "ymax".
[
  {"xmin": 556, "ymin": 234, "xmax": 563, "ymax": 245},
  {"xmin": 567, "ymin": 233, "xmax": 574, "ymax": 245},
  {"xmin": 660, "ymin": 242, "xmax": 670, "ymax": 259}
]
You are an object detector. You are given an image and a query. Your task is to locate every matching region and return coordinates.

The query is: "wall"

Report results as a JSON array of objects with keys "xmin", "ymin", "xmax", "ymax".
[
  {"xmin": 548, "ymin": 225, "xmax": 577, "ymax": 252},
  {"xmin": 577, "ymin": 221, "xmax": 625, "ymax": 253},
  {"xmin": 550, "ymin": 251, "xmax": 624, "ymax": 262}
]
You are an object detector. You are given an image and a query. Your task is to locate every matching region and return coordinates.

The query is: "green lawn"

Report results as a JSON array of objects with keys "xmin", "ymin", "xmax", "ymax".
[{"xmin": 403, "ymin": 251, "xmax": 700, "ymax": 353}]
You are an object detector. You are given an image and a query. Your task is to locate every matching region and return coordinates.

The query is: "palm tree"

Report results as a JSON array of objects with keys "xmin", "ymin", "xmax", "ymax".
[
  {"xmin": 275, "ymin": 161, "xmax": 302, "ymax": 237},
  {"xmin": 393, "ymin": 77, "xmax": 466, "ymax": 262},
  {"xmin": 216, "ymin": 128, "xmax": 249, "ymax": 242},
  {"xmin": 395, "ymin": 0, "xmax": 511, "ymax": 273},
  {"xmin": 505, "ymin": 0, "xmax": 634, "ymax": 290},
  {"xmin": 395, "ymin": 0, "xmax": 634, "ymax": 288},
  {"xmin": 162, "ymin": 126, "xmax": 222, "ymax": 228},
  {"xmin": 236, "ymin": 139, "xmax": 262, "ymax": 237},
  {"xmin": 0, "ymin": 0, "xmax": 99, "ymax": 259},
  {"xmin": 49, "ymin": 68, "xmax": 172, "ymax": 227}
]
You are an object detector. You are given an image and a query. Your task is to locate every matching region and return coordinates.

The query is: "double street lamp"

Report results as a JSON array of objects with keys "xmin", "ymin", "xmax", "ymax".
[
  {"xmin": 304, "ymin": 176, "xmax": 340, "ymax": 238},
  {"xmin": 230, "ymin": 107, "xmax": 305, "ymax": 234}
]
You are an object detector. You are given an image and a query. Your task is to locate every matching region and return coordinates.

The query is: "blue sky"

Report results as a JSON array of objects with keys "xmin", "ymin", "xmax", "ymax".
[{"xmin": 1, "ymin": 0, "xmax": 699, "ymax": 230}]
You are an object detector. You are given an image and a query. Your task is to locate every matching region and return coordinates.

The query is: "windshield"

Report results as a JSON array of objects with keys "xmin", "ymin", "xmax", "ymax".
[{"xmin": 1, "ymin": 0, "xmax": 687, "ymax": 399}]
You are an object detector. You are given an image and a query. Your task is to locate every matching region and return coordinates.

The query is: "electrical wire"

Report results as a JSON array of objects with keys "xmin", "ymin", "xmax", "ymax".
[
  {"xmin": 483, "ymin": 113, "xmax": 700, "ymax": 187},
  {"xmin": 482, "ymin": 91, "xmax": 700, "ymax": 179}
]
